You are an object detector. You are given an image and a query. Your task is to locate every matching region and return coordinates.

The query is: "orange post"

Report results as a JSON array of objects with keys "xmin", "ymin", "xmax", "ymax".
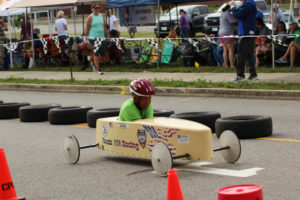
[
  {"xmin": 167, "ymin": 169, "xmax": 184, "ymax": 200},
  {"xmin": 0, "ymin": 148, "xmax": 24, "ymax": 200}
]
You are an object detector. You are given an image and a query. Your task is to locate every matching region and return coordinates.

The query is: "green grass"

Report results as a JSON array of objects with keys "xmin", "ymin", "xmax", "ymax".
[
  {"xmin": 8, "ymin": 61, "xmax": 300, "ymax": 73},
  {"xmin": 1, "ymin": 77, "xmax": 300, "ymax": 90}
]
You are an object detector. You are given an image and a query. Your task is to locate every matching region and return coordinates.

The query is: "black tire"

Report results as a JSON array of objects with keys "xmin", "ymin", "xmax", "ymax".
[
  {"xmin": 49, "ymin": 106, "xmax": 93, "ymax": 125},
  {"xmin": 0, "ymin": 102, "xmax": 30, "ymax": 119},
  {"xmin": 215, "ymin": 115, "xmax": 273, "ymax": 139},
  {"xmin": 170, "ymin": 112, "xmax": 221, "ymax": 132},
  {"xmin": 153, "ymin": 109, "xmax": 175, "ymax": 117},
  {"xmin": 0, "ymin": 100, "xmax": 3, "ymax": 103},
  {"xmin": 87, "ymin": 108, "xmax": 120, "ymax": 128},
  {"xmin": 19, "ymin": 104, "xmax": 61, "ymax": 122}
]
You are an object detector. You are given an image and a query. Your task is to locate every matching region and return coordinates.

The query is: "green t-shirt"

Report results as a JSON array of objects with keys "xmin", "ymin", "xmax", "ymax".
[
  {"xmin": 294, "ymin": 30, "xmax": 300, "ymax": 44},
  {"xmin": 118, "ymin": 98, "xmax": 153, "ymax": 122}
]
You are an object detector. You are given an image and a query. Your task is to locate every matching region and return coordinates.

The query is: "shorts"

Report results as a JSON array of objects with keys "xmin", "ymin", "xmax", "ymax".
[
  {"xmin": 219, "ymin": 34, "xmax": 234, "ymax": 44},
  {"xmin": 89, "ymin": 39, "xmax": 107, "ymax": 57},
  {"xmin": 128, "ymin": 26, "xmax": 137, "ymax": 34}
]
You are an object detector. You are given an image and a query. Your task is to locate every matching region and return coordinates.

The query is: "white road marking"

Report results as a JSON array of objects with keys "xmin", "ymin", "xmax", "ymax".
[{"xmin": 175, "ymin": 162, "xmax": 264, "ymax": 177}]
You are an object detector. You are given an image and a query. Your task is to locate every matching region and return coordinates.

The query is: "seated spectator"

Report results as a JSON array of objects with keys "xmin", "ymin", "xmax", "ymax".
[
  {"xmin": 276, "ymin": 22, "xmax": 300, "ymax": 68},
  {"xmin": 275, "ymin": 21, "xmax": 287, "ymax": 44},
  {"xmin": 254, "ymin": 17, "xmax": 271, "ymax": 67},
  {"xmin": 109, "ymin": 29, "xmax": 123, "ymax": 64},
  {"xmin": 22, "ymin": 36, "xmax": 34, "ymax": 69},
  {"xmin": 211, "ymin": 38, "xmax": 224, "ymax": 67}
]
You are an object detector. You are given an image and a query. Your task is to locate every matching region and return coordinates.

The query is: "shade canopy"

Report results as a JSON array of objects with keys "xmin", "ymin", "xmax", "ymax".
[{"xmin": 11, "ymin": 0, "xmax": 106, "ymax": 8}]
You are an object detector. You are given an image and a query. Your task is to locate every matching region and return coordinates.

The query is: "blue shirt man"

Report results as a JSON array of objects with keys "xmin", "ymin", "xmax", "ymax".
[{"xmin": 230, "ymin": 0, "xmax": 258, "ymax": 81}]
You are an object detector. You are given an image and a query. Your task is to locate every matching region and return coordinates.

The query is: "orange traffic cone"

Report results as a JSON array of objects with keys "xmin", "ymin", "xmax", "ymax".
[
  {"xmin": 167, "ymin": 169, "xmax": 184, "ymax": 200},
  {"xmin": 0, "ymin": 148, "xmax": 25, "ymax": 200}
]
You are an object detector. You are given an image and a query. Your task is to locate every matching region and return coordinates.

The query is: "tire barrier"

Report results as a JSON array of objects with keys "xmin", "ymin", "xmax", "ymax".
[
  {"xmin": 215, "ymin": 115, "xmax": 273, "ymax": 139},
  {"xmin": 170, "ymin": 112, "xmax": 221, "ymax": 133},
  {"xmin": 87, "ymin": 108, "xmax": 120, "ymax": 128},
  {"xmin": 19, "ymin": 104, "xmax": 61, "ymax": 122},
  {"xmin": 153, "ymin": 109, "xmax": 175, "ymax": 117},
  {"xmin": 0, "ymin": 102, "xmax": 30, "ymax": 119},
  {"xmin": 49, "ymin": 106, "xmax": 93, "ymax": 125}
]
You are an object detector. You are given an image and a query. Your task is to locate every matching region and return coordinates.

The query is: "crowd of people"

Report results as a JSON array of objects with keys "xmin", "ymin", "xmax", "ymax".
[
  {"xmin": 0, "ymin": 1, "xmax": 299, "ymax": 77},
  {"xmin": 177, "ymin": 1, "xmax": 300, "ymax": 81}
]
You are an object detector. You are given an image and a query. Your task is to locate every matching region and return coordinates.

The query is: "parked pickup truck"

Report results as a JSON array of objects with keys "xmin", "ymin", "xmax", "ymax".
[
  {"xmin": 154, "ymin": 5, "xmax": 210, "ymax": 38},
  {"xmin": 204, "ymin": 0, "xmax": 269, "ymax": 35}
]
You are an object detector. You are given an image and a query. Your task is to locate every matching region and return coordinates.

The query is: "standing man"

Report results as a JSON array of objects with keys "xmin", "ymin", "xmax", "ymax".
[
  {"xmin": 230, "ymin": 0, "xmax": 258, "ymax": 81},
  {"xmin": 0, "ymin": 17, "xmax": 8, "ymax": 65},
  {"xmin": 269, "ymin": 4, "xmax": 284, "ymax": 32}
]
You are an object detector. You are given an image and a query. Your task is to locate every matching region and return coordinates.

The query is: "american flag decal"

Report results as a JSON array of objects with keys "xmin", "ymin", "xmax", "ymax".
[
  {"xmin": 143, "ymin": 125, "xmax": 160, "ymax": 139},
  {"xmin": 145, "ymin": 126, "xmax": 179, "ymax": 155}
]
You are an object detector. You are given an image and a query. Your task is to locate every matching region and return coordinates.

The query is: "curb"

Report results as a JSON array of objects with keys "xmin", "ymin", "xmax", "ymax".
[{"xmin": 0, "ymin": 83, "xmax": 299, "ymax": 100}]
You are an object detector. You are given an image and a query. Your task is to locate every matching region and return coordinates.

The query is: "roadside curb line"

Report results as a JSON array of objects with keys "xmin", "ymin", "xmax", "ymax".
[{"xmin": 0, "ymin": 83, "xmax": 299, "ymax": 100}]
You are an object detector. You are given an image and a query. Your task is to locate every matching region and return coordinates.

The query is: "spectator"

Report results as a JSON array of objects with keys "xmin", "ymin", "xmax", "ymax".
[
  {"xmin": 85, "ymin": 2, "xmax": 108, "ymax": 75},
  {"xmin": 230, "ymin": 0, "xmax": 258, "ymax": 81},
  {"xmin": 178, "ymin": 9, "xmax": 190, "ymax": 38},
  {"xmin": 108, "ymin": 9, "xmax": 118, "ymax": 33},
  {"xmin": 109, "ymin": 30, "xmax": 124, "ymax": 64},
  {"xmin": 20, "ymin": 16, "xmax": 32, "ymax": 40},
  {"xmin": 218, "ymin": 7, "xmax": 238, "ymax": 68},
  {"xmin": 0, "ymin": 16, "xmax": 8, "ymax": 65},
  {"xmin": 269, "ymin": 3, "xmax": 284, "ymax": 31},
  {"xmin": 254, "ymin": 17, "xmax": 271, "ymax": 67},
  {"xmin": 256, "ymin": 8, "xmax": 264, "ymax": 20},
  {"xmin": 128, "ymin": 26, "xmax": 137, "ymax": 38},
  {"xmin": 275, "ymin": 21, "xmax": 287, "ymax": 41},
  {"xmin": 22, "ymin": 36, "xmax": 33, "ymax": 69},
  {"xmin": 55, "ymin": 10, "xmax": 68, "ymax": 52},
  {"xmin": 213, "ymin": 44, "xmax": 224, "ymax": 67},
  {"xmin": 276, "ymin": 22, "xmax": 300, "ymax": 68}
]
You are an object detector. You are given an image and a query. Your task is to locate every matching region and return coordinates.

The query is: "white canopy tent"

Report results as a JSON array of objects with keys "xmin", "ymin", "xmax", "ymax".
[
  {"xmin": 11, "ymin": 0, "xmax": 105, "ymax": 8},
  {"xmin": 0, "ymin": 0, "xmax": 27, "ymax": 16}
]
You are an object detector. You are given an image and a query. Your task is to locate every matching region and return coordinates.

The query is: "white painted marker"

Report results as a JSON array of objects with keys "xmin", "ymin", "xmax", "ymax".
[{"xmin": 175, "ymin": 162, "xmax": 264, "ymax": 177}]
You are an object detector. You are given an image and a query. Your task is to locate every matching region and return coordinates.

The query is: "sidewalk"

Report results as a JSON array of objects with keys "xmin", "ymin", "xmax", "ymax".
[
  {"xmin": 0, "ymin": 71, "xmax": 300, "ymax": 100},
  {"xmin": 0, "ymin": 71, "xmax": 300, "ymax": 83}
]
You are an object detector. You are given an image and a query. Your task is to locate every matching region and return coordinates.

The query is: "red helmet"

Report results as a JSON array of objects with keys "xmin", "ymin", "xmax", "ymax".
[{"xmin": 129, "ymin": 78, "xmax": 155, "ymax": 96}]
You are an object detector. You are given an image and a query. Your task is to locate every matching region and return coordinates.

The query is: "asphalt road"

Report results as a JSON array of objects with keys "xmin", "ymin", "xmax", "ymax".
[{"xmin": 0, "ymin": 90, "xmax": 300, "ymax": 200}]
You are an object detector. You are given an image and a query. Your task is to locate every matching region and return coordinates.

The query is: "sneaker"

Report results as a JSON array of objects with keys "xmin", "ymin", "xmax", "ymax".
[
  {"xmin": 290, "ymin": 65, "xmax": 295, "ymax": 68},
  {"xmin": 248, "ymin": 75, "xmax": 258, "ymax": 80},
  {"xmin": 97, "ymin": 70, "xmax": 104, "ymax": 75},
  {"xmin": 231, "ymin": 76, "xmax": 245, "ymax": 82},
  {"xmin": 275, "ymin": 57, "xmax": 287, "ymax": 64}
]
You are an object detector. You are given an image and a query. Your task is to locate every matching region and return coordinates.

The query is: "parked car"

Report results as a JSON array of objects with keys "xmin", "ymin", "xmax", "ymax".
[
  {"xmin": 154, "ymin": 5, "xmax": 210, "ymax": 38},
  {"xmin": 264, "ymin": 11, "xmax": 296, "ymax": 31},
  {"xmin": 204, "ymin": 0, "xmax": 269, "ymax": 35}
]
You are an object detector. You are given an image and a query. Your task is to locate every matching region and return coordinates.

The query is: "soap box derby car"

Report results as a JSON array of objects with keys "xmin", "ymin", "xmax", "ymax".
[{"xmin": 64, "ymin": 117, "xmax": 241, "ymax": 176}]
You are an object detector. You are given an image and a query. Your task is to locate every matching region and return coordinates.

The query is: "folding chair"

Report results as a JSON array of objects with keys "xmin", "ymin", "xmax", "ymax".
[
  {"xmin": 161, "ymin": 40, "xmax": 175, "ymax": 64},
  {"xmin": 136, "ymin": 40, "xmax": 153, "ymax": 64}
]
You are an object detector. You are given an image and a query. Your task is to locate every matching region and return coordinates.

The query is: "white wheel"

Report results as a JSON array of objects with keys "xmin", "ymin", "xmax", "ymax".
[
  {"xmin": 151, "ymin": 143, "xmax": 173, "ymax": 176},
  {"xmin": 219, "ymin": 130, "xmax": 241, "ymax": 163},
  {"xmin": 64, "ymin": 135, "xmax": 80, "ymax": 164}
]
